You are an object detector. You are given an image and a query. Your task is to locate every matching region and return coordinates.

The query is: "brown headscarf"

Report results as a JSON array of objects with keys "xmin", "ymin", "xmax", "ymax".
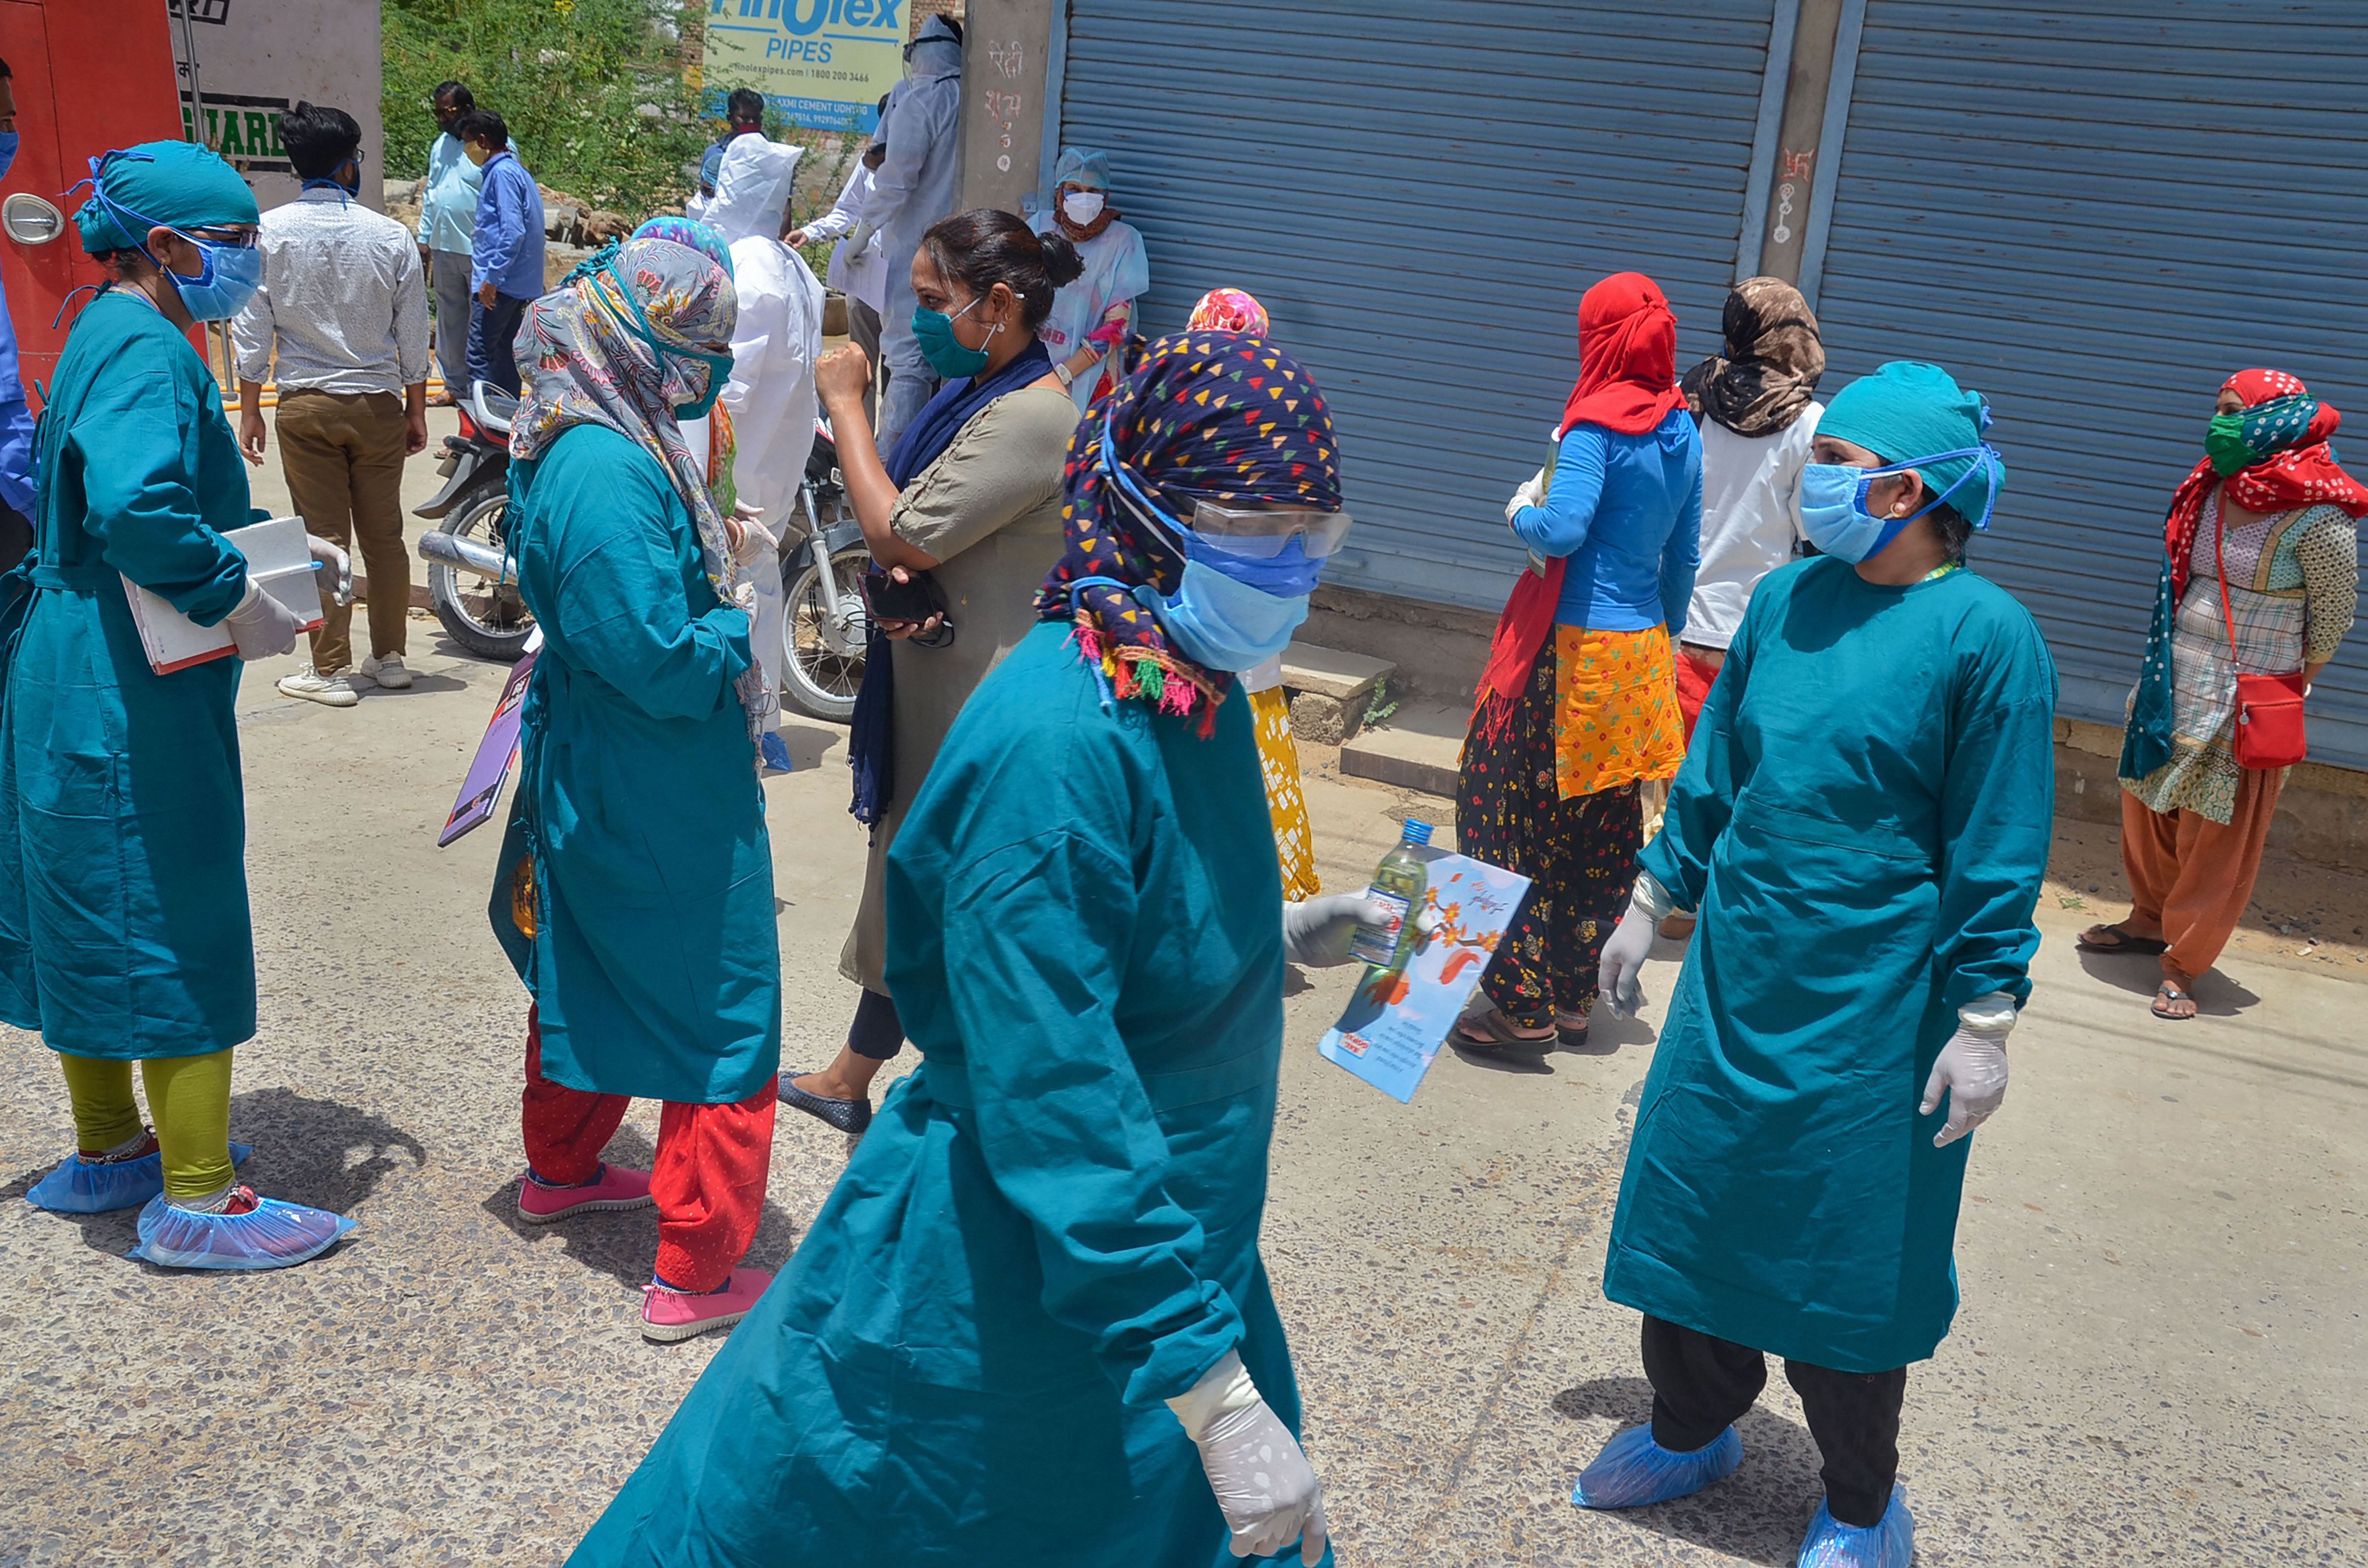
[{"xmin": 1680, "ymin": 276, "xmax": 1824, "ymax": 438}]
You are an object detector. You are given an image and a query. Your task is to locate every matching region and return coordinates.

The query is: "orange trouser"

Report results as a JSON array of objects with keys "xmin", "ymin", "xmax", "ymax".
[{"xmin": 2118, "ymin": 766, "xmax": 2283, "ymax": 983}]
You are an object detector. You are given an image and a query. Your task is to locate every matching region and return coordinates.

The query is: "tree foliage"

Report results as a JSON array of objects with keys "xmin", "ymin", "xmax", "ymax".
[{"xmin": 382, "ymin": 0, "xmax": 707, "ymax": 214}]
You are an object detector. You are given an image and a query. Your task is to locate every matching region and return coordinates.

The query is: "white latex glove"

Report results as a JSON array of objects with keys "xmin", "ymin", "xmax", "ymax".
[
  {"xmin": 1596, "ymin": 897, "xmax": 1658, "ymax": 1019},
  {"xmin": 306, "ymin": 533, "xmax": 353, "ymax": 608},
  {"xmin": 1920, "ymin": 1002, "xmax": 2013, "ymax": 1147},
  {"xmin": 222, "ymin": 581, "xmax": 305, "ymax": 661},
  {"xmin": 1283, "ymin": 894, "xmax": 1393, "ymax": 968},
  {"xmin": 1505, "ymin": 465, "xmax": 1547, "ymax": 523},
  {"xmin": 728, "ymin": 504, "xmax": 777, "ymax": 566},
  {"xmin": 844, "ymin": 219, "xmax": 877, "ymax": 255},
  {"xmin": 1169, "ymin": 1352, "xmax": 1327, "ymax": 1564}
]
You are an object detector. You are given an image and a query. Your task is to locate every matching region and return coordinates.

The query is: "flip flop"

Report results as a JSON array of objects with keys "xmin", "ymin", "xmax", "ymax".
[
  {"xmin": 2151, "ymin": 983, "xmax": 2198, "ymax": 1021},
  {"xmin": 1555, "ymin": 1010, "xmax": 1591, "ymax": 1048},
  {"xmin": 1456, "ymin": 1008, "xmax": 1556, "ymax": 1053},
  {"xmin": 2079, "ymin": 922, "xmax": 2168, "ymax": 956}
]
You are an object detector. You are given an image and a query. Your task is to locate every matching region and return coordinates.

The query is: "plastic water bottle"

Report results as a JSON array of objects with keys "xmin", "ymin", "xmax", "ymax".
[{"xmin": 1347, "ymin": 819, "xmax": 1433, "ymax": 969}]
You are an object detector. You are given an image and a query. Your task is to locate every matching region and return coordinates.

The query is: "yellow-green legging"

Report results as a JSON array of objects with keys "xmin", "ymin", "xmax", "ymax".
[{"xmin": 56, "ymin": 1049, "xmax": 236, "ymax": 1201}]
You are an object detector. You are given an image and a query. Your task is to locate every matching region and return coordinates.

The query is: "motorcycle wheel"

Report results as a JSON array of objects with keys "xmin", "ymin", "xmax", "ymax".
[
  {"xmin": 779, "ymin": 545, "xmax": 870, "ymax": 723},
  {"xmin": 428, "ymin": 491, "xmax": 536, "ymax": 662}
]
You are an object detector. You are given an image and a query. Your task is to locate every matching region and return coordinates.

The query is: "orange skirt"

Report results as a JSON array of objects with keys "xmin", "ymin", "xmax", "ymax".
[{"xmin": 1551, "ymin": 623, "xmax": 1686, "ymax": 798}]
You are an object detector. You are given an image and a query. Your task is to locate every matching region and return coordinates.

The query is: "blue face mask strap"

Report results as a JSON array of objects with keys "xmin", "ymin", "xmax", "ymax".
[
  {"xmin": 299, "ymin": 176, "xmax": 351, "ymax": 208},
  {"xmin": 1854, "ymin": 443, "xmax": 2004, "ymax": 535},
  {"xmin": 1060, "ymin": 572, "xmax": 1139, "ymax": 711},
  {"xmin": 1097, "ymin": 410, "xmax": 1192, "ymax": 557}
]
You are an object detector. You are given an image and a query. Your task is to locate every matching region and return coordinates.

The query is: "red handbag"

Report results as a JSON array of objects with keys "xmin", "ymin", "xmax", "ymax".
[{"xmin": 2215, "ymin": 508, "xmax": 2309, "ymax": 769}]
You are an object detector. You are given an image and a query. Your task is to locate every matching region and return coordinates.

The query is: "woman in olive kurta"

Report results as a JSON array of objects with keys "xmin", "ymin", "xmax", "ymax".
[
  {"xmin": 1579, "ymin": 363, "xmax": 2052, "ymax": 1568},
  {"xmin": 7, "ymin": 142, "xmax": 349, "ymax": 1270},
  {"xmin": 572, "ymin": 334, "xmax": 1351, "ymax": 1567},
  {"xmin": 489, "ymin": 237, "xmax": 781, "ymax": 1340}
]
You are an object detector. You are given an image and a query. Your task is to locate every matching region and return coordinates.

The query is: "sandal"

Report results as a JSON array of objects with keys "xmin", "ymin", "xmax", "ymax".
[
  {"xmin": 1555, "ymin": 1010, "xmax": 1591, "ymax": 1048},
  {"xmin": 2079, "ymin": 922, "xmax": 2168, "ymax": 956},
  {"xmin": 2151, "ymin": 982, "xmax": 2198, "ymax": 1021},
  {"xmin": 1456, "ymin": 1008, "xmax": 1556, "ymax": 1053}
]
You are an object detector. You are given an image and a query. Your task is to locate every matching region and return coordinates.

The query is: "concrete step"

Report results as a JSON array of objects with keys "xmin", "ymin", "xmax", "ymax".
[
  {"xmin": 1279, "ymin": 640, "xmax": 1396, "ymax": 745},
  {"xmin": 1339, "ymin": 697, "xmax": 1466, "ymax": 800}
]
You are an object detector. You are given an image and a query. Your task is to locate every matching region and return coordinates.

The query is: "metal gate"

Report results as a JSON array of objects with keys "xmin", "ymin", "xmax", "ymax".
[
  {"xmin": 1806, "ymin": 0, "xmax": 2368, "ymax": 766},
  {"xmin": 1059, "ymin": 0, "xmax": 1788, "ymax": 610}
]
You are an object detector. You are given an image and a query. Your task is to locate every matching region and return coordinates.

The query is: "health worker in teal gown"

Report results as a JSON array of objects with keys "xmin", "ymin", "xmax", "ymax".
[
  {"xmin": 571, "ymin": 332, "xmax": 1355, "ymax": 1567},
  {"xmin": 488, "ymin": 237, "xmax": 786, "ymax": 1343},
  {"xmin": 1576, "ymin": 362, "xmax": 2055, "ymax": 1568},
  {"xmin": 4, "ymin": 143, "xmax": 353, "ymax": 1270}
]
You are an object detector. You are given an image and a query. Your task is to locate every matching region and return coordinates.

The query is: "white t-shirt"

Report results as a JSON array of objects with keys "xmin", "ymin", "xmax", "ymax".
[{"xmin": 1682, "ymin": 402, "xmax": 1824, "ymax": 650}]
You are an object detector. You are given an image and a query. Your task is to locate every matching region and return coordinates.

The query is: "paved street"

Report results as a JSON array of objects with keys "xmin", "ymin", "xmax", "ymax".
[{"xmin": 1, "ymin": 488, "xmax": 2363, "ymax": 1564}]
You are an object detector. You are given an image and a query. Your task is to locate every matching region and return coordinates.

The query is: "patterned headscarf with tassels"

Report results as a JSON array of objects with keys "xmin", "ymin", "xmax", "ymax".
[{"xmin": 1036, "ymin": 330, "xmax": 1342, "ymax": 729}]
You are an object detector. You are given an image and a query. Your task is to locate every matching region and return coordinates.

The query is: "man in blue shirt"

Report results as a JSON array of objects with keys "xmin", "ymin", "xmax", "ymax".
[
  {"xmin": 414, "ymin": 79, "xmax": 482, "ymax": 407},
  {"xmin": 455, "ymin": 109, "xmax": 544, "ymax": 397},
  {"xmin": 0, "ymin": 56, "xmax": 36, "ymax": 568}
]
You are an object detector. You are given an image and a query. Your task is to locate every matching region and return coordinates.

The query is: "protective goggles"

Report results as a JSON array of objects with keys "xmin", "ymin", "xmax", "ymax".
[{"xmin": 1098, "ymin": 414, "xmax": 1352, "ymax": 559}]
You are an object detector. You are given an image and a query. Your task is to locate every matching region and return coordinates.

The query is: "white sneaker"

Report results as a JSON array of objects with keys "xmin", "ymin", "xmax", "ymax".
[
  {"xmin": 358, "ymin": 654, "xmax": 412, "ymax": 690},
  {"xmin": 276, "ymin": 665, "xmax": 359, "ymax": 707}
]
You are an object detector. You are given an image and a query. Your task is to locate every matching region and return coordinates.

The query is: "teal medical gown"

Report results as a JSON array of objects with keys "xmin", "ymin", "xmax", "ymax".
[
  {"xmin": 487, "ymin": 423, "xmax": 779, "ymax": 1104},
  {"xmin": 1605, "ymin": 557, "xmax": 2055, "ymax": 1374},
  {"xmin": 572, "ymin": 621, "xmax": 1330, "ymax": 1568},
  {"xmin": 0, "ymin": 291, "xmax": 258, "ymax": 1060}
]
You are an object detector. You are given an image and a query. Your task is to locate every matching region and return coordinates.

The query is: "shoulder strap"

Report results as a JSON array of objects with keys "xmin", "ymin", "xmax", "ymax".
[{"xmin": 2214, "ymin": 491, "xmax": 2240, "ymax": 666}]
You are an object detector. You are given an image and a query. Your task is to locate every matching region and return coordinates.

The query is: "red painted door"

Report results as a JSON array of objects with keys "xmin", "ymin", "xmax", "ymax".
[{"xmin": 0, "ymin": 0, "xmax": 184, "ymax": 404}]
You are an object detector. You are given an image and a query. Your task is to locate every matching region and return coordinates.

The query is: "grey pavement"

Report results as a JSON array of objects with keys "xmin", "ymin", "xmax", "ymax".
[{"xmin": 1, "ymin": 493, "xmax": 2363, "ymax": 1563}]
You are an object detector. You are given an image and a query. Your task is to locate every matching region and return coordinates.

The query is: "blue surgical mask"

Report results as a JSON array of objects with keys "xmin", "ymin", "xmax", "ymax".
[
  {"xmin": 912, "ymin": 295, "xmax": 996, "ymax": 379},
  {"xmin": 604, "ymin": 256, "xmax": 734, "ymax": 419},
  {"xmin": 0, "ymin": 133, "xmax": 18, "ymax": 182},
  {"xmin": 166, "ymin": 233, "xmax": 264, "ymax": 322},
  {"xmin": 1797, "ymin": 446, "xmax": 2002, "ymax": 563},
  {"xmin": 1133, "ymin": 559, "xmax": 1310, "ymax": 674}
]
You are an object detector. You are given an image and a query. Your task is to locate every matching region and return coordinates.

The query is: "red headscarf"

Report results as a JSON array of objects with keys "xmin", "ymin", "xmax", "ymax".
[
  {"xmin": 1475, "ymin": 274, "xmax": 1686, "ymax": 730},
  {"xmin": 2164, "ymin": 367, "xmax": 2368, "ymax": 600}
]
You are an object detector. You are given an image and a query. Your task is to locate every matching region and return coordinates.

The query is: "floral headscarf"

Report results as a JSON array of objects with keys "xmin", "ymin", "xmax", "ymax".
[
  {"xmin": 1036, "ymin": 332, "xmax": 1341, "ymax": 727},
  {"xmin": 1680, "ymin": 276, "xmax": 1823, "ymax": 438},
  {"xmin": 1186, "ymin": 287, "xmax": 1270, "ymax": 336},
  {"xmin": 512, "ymin": 237, "xmax": 764, "ymax": 732}
]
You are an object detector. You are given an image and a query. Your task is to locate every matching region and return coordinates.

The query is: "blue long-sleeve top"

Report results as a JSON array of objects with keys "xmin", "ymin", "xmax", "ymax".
[
  {"xmin": 470, "ymin": 150, "xmax": 547, "ymax": 299},
  {"xmin": 1512, "ymin": 406, "xmax": 1704, "ymax": 638},
  {"xmin": 0, "ymin": 266, "xmax": 35, "ymax": 515}
]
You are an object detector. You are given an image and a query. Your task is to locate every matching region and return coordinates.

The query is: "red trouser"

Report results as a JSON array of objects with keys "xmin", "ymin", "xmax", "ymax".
[
  {"xmin": 520, "ymin": 1007, "xmax": 777, "ymax": 1293},
  {"xmin": 1673, "ymin": 644, "xmax": 1725, "ymax": 743}
]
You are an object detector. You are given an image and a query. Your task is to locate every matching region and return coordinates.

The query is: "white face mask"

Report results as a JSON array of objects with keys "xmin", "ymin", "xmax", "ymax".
[{"xmin": 1062, "ymin": 190, "xmax": 1106, "ymax": 226}]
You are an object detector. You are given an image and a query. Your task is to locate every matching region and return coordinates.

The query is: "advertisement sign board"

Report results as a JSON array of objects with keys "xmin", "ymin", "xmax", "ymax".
[{"xmin": 700, "ymin": 0, "xmax": 906, "ymax": 135}]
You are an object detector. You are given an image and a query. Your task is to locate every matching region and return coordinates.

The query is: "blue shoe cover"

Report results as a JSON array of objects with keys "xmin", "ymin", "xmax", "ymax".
[
  {"xmin": 758, "ymin": 731, "xmax": 793, "ymax": 771},
  {"xmin": 1572, "ymin": 1423, "xmax": 1743, "ymax": 1509},
  {"xmin": 127, "ymin": 1190, "xmax": 353, "ymax": 1271},
  {"xmin": 26, "ymin": 1141, "xmax": 254, "ymax": 1214},
  {"xmin": 1797, "ymin": 1486, "xmax": 1912, "ymax": 1568}
]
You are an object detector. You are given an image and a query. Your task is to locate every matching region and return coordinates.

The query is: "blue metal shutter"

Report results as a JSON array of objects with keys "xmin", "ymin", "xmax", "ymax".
[
  {"xmin": 1059, "ymin": 0, "xmax": 1782, "ymax": 611},
  {"xmin": 1808, "ymin": 0, "xmax": 2368, "ymax": 767}
]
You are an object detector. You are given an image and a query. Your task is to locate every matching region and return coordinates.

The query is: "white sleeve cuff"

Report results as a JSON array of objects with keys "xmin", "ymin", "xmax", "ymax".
[
  {"xmin": 1165, "ymin": 1349, "xmax": 1259, "ymax": 1441},
  {"xmin": 1628, "ymin": 871, "xmax": 1678, "ymax": 922},
  {"xmin": 1957, "ymin": 992, "xmax": 2018, "ymax": 1035}
]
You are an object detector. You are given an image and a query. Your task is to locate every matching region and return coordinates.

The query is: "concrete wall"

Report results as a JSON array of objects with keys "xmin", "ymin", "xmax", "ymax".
[
  {"xmin": 954, "ymin": 0, "xmax": 1054, "ymax": 216},
  {"xmin": 170, "ymin": 0, "xmax": 384, "ymax": 212}
]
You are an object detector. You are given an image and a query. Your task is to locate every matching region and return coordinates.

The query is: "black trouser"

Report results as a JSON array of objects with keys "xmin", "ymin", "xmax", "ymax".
[
  {"xmin": 1642, "ymin": 1315, "xmax": 1905, "ymax": 1528},
  {"xmin": 847, "ymin": 985, "xmax": 904, "ymax": 1061}
]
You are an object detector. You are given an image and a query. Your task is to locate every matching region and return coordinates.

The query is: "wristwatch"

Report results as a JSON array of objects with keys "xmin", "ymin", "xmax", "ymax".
[{"xmin": 1052, "ymin": 360, "xmax": 1076, "ymax": 388}]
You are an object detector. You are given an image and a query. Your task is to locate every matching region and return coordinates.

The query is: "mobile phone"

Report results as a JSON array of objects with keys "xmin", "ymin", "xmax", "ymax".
[{"xmin": 862, "ymin": 567, "xmax": 943, "ymax": 624}]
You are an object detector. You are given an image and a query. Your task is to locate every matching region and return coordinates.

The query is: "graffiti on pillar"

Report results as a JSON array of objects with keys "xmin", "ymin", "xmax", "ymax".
[
  {"xmin": 985, "ymin": 39, "xmax": 1027, "ymax": 173},
  {"xmin": 1772, "ymin": 146, "xmax": 1814, "ymax": 247}
]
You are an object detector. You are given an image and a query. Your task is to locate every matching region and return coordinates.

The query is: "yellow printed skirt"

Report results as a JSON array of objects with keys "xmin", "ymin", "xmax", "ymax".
[
  {"xmin": 1553, "ymin": 623, "xmax": 1686, "ymax": 799},
  {"xmin": 1248, "ymin": 685, "xmax": 1321, "ymax": 899}
]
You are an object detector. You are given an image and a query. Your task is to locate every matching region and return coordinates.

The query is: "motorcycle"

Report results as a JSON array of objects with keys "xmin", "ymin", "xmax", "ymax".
[
  {"xmin": 414, "ymin": 380, "xmax": 533, "ymax": 662},
  {"xmin": 778, "ymin": 418, "xmax": 871, "ymax": 723},
  {"xmin": 413, "ymin": 391, "xmax": 872, "ymax": 716}
]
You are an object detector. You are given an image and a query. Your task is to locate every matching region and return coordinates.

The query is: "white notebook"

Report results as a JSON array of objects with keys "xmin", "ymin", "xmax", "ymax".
[{"xmin": 123, "ymin": 514, "xmax": 324, "ymax": 675}]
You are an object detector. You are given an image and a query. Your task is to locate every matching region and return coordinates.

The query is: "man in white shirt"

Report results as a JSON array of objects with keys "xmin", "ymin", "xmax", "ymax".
[
  {"xmin": 414, "ymin": 80, "xmax": 481, "ymax": 408},
  {"xmin": 707, "ymin": 135, "xmax": 823, "ymax": 770},
  {"xmin": 232, "ymin": 102, "xmax": 430, "ymax": 707},
  {"xmin": 788, "ymin": 106, "xmax": 888, "ymax": 425}
]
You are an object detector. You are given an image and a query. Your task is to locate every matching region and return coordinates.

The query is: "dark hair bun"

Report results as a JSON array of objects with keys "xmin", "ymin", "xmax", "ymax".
[
  {"xmin": 1036, "ymin": 229, "xmax": 1085, "ymax": 290},
  {"xmin": 921, "ymin": 207, "xmax": 1085, "ymax": 332}
]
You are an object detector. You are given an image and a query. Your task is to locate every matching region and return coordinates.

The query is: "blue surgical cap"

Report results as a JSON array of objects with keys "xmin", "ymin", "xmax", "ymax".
[
  {"xmin": 1053, "ymin": 145, "xmax": 1112, "ymax": 193},
  {"xmin": 1820, "ymin": 361, "xmax": 2005, "ymax": 523},
  {"xmin": 74, "ymin": 142, "xmax": 260, "ymax": 255}
]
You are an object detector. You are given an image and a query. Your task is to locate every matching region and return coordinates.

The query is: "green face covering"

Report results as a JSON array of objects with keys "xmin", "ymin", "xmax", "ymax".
[{"xmin": 2205, "ymin": 395, "xmax": 2317, "ymax": 477}]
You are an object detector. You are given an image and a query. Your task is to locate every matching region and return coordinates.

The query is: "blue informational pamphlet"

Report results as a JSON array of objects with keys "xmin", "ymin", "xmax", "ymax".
[{"xmin": 1317, "ymin": 850, "xmax": 1533, "ymax": 1104}]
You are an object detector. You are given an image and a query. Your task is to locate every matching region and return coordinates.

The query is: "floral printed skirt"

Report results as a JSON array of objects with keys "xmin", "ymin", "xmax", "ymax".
[{"xmin": 1552, "ymin": 622, "xmax": 1687, "ymax": 798}]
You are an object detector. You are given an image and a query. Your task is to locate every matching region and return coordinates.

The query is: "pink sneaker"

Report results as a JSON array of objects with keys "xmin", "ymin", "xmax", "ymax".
[
  {"xmin": 516, "ymin": 1162, "xmax": 654, "ymax": 1224},
  {"xmin": 640, "ymin": 1267, "xmax": 774, "ymax": 1342}
]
